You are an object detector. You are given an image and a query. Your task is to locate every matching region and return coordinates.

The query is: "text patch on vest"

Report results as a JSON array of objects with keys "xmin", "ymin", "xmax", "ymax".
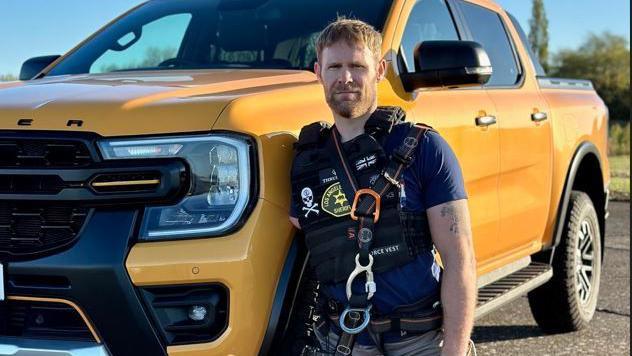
[{"xmin": 321, "ymin": 182, "xmax": 351, "ymax": 217}]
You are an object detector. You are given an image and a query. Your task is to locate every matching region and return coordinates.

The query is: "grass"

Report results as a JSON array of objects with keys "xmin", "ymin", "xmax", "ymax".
[
  {"xmin": 609, "ymin": 155, "xmax": 630, "ymax": 201},
  {"xmin": 608, "ymin": 122, "xmax": 630, "ymax": 156}
]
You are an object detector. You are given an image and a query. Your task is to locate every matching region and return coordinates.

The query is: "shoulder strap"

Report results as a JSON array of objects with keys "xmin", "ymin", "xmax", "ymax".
[
  {"xmin": 366, "ymin": 106, "xmax": 407, "ymax": 145},
  {"xmin": 326, "ymin": 123, "xmax": 431, "ymax": 249},
  {"xmin": 294, "ymin": 121, "xmax": 331, "ymax": 151}
]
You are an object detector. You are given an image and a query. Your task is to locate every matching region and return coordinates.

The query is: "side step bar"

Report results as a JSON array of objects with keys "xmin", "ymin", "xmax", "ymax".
[{"xmin": 475, "ymin": 262, "xmax": 553, "ymax": 319}]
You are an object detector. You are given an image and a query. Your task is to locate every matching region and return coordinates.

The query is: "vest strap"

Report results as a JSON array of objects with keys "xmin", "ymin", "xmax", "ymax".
[{"xmin": 327, "ymin": 122, "xmax": 431, "ymax": 352}]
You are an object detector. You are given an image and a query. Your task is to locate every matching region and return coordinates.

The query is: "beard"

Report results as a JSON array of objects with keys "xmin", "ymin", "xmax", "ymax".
[{"xmin": 325, "ymin": 84, "xmax": 376, "ymax": 119}]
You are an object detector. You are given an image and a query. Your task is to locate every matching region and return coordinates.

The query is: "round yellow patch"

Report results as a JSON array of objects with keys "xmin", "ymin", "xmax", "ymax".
[{"xmin": 321, "ymin": 182, "xmax": 351, "ymax": 217}]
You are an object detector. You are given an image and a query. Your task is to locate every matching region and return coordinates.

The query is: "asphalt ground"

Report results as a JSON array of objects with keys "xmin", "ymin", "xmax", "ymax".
[{"xmin": 471, "ymin": 201, "xmax": 630, "ymax": 355}]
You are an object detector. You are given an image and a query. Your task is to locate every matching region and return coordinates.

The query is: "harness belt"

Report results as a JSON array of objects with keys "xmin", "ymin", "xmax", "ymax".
[
  {"xmin": 329, "ymin": 310, "xmax": 443, "ymax": 335},
  {"xmin": 327, "ymin": 291, "xmax": 443, "ymax": 335}
]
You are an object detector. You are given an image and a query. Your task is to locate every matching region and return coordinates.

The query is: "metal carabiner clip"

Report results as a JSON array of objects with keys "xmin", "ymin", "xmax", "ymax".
[
  {"xmin": 339, "ymin": 305, "xmax": 373, "ymax": 334},
  {"xmin": 346, "ymin": 253, "xmax": 376, "ymax": 300}
]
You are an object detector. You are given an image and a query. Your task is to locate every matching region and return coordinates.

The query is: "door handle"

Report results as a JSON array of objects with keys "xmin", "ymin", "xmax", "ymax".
[
  {"xmin": 531, "ymin": 112, "xmax": 548, "ymax": 122},
  {"xmin": 475, "ymin": 115, "xmax": 497, "ymax": 127}
]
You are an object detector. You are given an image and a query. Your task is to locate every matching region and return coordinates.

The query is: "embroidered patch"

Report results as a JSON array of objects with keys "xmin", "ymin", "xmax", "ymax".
[
  {"xmin": 321, "ymin": 182, "xmax": 351, "ymax": 217},
  {"xmin": 319, "ymin": 168, "xmax": 338, "ymax": 185},
  {"xmin": 301, "ymin": 187, "xmax": 320, "ymax": 218},
  {"xmin": 370, "ymin": 244, "xmax": 401, "ymax": 256},
  {"xmin": 355, "ymin": 154, "xmax": 377, "ymax": 171}
]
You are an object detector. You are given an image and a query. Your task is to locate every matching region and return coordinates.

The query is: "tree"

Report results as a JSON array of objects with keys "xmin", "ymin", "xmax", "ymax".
[
  {"xmin": 0, "ymin": 74, "xmax": 17, "ymax": 82},
  {"xmin": 550, "ymin": 32, "xmax": 630, "ymax": 122},
  {"xmin": 528, "ymin": 0, "xmax": 549, "ymax": 73}
]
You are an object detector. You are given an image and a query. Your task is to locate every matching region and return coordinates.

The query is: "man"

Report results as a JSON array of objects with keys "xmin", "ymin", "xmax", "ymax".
[{"xmin": 290, "ymin": 18, "xmax": 476, "ymax": 355}]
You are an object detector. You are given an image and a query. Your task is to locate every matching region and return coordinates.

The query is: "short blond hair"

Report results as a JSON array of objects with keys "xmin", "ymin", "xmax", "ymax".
[{"xmin": 315, "ymin": 18, "xmax": 382, "ymax": 62}]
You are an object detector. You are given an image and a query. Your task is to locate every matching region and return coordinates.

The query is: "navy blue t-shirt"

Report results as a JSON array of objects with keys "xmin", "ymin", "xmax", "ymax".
[{"xmin": 290, "ymin": 124, "xmax": 467, "ymax": 344}]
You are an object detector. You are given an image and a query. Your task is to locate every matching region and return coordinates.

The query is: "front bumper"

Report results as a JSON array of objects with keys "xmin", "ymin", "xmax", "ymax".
[
  {"xmin": 0, "ymin": 338, "xmax": 109, "ymax": 356},
  {"xmin": 2, "ymin": 199, "xmax": 293, "ymax": 356}
]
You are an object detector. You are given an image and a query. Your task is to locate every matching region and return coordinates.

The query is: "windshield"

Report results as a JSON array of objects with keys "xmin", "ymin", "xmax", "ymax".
[{"xmin": 47, "ymin": 0, "xmax": 392, "ymax": 76}]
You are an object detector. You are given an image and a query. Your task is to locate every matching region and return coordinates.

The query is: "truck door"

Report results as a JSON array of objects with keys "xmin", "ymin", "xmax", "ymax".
[
  {"xmin": 394, "ymin": 0, "xmax": 501, "ymax": 265},
  {"xmin": 457, "ymin": 1, "xmax": 553, "ymax": 254}
]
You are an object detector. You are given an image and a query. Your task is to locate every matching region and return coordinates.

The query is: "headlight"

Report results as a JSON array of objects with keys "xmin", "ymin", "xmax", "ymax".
[{"xmin": 98, "ymin": 134, "xmax": 253, "ymax": 240}]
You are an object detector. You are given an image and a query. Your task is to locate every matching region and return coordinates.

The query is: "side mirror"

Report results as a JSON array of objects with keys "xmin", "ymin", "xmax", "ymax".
[
  {"xmin": 19, "ymin": 55, "xmax": 61, "ymax": 81},
  {"xmin": 400, "ymin": 41, "xmax": 492, "ymax": 91}
]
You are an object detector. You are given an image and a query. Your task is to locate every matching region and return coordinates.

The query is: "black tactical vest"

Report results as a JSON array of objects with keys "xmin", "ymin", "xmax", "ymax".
[{"xmin": 291, "ymin": 107, "xmax": 433, "ymax": 284}]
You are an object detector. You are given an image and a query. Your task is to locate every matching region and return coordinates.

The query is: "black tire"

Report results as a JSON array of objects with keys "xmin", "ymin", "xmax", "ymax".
[{"xmin": 528, "ymin": 191, "xmax": 602, "ymax": 333}]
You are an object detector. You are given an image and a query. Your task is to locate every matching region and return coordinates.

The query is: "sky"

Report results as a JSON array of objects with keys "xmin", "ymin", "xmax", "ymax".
[{"xmin": 0, "ymin": 0, "xmax": 629, "ymax": 75}]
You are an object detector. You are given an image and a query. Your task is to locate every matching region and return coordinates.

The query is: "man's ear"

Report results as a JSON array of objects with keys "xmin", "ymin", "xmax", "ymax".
[
  {"xmin": 376, "ymin": 58, "xmax": 387, "ymax": 82},
  {"xmin": 314, "ymin": 61, "xmax": 322, "ymax": 83}
]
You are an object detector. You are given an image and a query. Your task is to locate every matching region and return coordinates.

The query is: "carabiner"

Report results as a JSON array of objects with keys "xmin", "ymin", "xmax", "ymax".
[
  {"xmin": 339, "ymin": 305, "xmax": 372, "ymax": 334},
  {"xmin": 346, "ymin": 253, "xmax": 376, "ymax": 300}
]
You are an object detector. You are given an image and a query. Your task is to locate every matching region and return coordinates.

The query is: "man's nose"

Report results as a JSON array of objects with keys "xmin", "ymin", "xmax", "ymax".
[{"xmin": 338, "ymin": 69, "xmax": 353, "ymax": 84}]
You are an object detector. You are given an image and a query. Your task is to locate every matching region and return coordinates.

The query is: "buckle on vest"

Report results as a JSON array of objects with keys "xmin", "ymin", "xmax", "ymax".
[
  {"xmin": 382, "ymin": 171, "xmax": 401, "ymax": 188},
  {"xmin": 350, "ymin": 189, "xmax": 381, "ymax": 224}
]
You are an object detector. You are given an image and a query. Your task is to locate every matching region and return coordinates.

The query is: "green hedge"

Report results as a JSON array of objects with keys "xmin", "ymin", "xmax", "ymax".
[{"xmin": 609, "ymin": 121, "xmax": 630, "ymax": 156}]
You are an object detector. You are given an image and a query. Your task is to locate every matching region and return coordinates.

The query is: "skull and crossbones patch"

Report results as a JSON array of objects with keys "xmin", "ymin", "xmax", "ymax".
[{"xmin": 301, "ymin": 187, "xmax": 320, "ymax": 218}]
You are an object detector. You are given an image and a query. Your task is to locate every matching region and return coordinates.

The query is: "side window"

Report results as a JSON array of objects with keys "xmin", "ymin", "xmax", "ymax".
[
  {"xmin": 400, "ymin": 0, "xmax": 459, "ymax": 73},
  {"xmin": 90, "ymin": 14, "xmax": 192, "ymax": 73},
  {"xmin": 507, "ymin": 13, "xmax": 546, "ymax": 76},
  {"xmin": 459, "ymin": 2, "xmax": 520, "ymax": 86}
]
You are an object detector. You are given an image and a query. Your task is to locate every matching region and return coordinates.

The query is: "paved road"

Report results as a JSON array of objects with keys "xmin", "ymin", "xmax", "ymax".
[{"xmin": 472, "ymin": 201, "xmax": 630, "ymax": 355}]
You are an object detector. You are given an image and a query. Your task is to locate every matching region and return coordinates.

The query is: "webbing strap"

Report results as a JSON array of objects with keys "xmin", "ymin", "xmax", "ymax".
[
  {"xmin": 327, "ymin": 123, "xmax": 429, "ymax": 353},
  {"xmin": 327, "ymin": 123, "xmax": 429, "ymax": 254}
]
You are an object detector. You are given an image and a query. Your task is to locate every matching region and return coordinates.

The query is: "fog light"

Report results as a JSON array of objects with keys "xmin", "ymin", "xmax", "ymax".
[
  {"xmin": 140, "ymin": 284, "xmax": 228, "ymax": 344},
  {"xmin": 188, "ymin": 305, "xmax": 207, "ymax": 321}
]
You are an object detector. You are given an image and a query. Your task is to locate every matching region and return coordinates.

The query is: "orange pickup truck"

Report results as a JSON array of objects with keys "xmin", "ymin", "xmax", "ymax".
[{"xmin": 0, "ymin": 0, "xmax": 609, "ymax": 355}]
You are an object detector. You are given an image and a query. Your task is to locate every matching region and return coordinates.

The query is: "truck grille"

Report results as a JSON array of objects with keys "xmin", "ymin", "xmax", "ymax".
[
  {"xmin": 0, "ymin": 137, "xmax": 96, "ymax": 258},
  {"xmin": 0, "ymin": 299, "xmax": 95, "ymax": 341},
  {"xmin": 0, "ymin": 139, "xmax": 92, "ymax": 167},
  {"xmin": 0, "ymin": 203, "xmax": 89, "ymax": 257}
]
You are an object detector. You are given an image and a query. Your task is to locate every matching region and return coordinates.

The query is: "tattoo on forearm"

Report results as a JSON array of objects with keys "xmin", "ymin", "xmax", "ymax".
[{"xmin": 440, "ymin": 204, "xmax": 460, "ymax": 235}]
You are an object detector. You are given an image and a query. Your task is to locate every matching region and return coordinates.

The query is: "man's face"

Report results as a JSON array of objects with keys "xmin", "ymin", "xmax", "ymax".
[{"xmin": 315, "ymin": 41, "xmax": 386, "ymax": 119}]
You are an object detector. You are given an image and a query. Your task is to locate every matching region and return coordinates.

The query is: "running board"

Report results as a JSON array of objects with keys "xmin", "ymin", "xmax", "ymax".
[{"xmin": 475, "ymin": 262, "xmax": 553, "ymax": 319}]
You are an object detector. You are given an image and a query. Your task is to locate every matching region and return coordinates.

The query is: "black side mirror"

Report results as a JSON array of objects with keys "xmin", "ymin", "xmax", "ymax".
[
  {"xmin": 400, "ymin": 41, "xmax": 492, "ymax": 91},
  {"xmin": 19, "ymin": 55, "xmax": 61, "ymax": 81}
]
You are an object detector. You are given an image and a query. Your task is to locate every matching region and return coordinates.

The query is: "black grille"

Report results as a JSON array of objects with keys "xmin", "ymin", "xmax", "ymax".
[
  {"xmin": 0, "ymin": 299, "xmax": 95, "ymax": 341},
  {"xmin": 0, "ymin": 174, "xmax": 66, "ymax": 194},
  {"xmin": 0, "ymin": 139, "xmax": 92, "ymax": 167},
  {"xmin": 0, "ymin": 203, "xmax": 89, "ymax": 257},
  {"xmin": 0, "ymin": 136, "xmax": 96, "ymax": 258}
]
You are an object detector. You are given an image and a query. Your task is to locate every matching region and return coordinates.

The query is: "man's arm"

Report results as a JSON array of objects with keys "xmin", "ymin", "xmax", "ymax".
[
  {"xmin": 289, "ymin": 216, "xmax": 301, "ymax": 229},
  {"xmin": 427, "ymin": 199, "xmax": 476, "ymax": 356}
]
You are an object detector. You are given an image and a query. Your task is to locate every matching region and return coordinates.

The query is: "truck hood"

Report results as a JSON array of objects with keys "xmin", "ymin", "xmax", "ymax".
[{"xmin": 0, "ymin": 70, "xmax": 317, "ymax": 136}]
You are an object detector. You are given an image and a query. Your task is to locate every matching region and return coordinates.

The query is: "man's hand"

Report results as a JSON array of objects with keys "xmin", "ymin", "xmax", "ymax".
[{"xmin": 427, "ymin": 199, "xmax": 476, "ymax": 356}]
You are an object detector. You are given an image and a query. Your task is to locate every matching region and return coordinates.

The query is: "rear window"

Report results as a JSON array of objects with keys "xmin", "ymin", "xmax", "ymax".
[{"xmin": 507, "ymin": 12, "xmax": 547, "ymax": 76}]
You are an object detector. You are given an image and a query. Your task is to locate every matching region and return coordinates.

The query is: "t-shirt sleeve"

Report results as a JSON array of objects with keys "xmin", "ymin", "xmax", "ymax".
[{"xmin": 418, "ymin": 131, "xmax": 467, "ymax": 209}]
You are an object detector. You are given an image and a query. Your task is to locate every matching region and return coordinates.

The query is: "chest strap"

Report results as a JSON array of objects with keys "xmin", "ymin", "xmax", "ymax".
[{"xmin": 325, "ymin": 123, "xmax": 430, "ymax": 355}]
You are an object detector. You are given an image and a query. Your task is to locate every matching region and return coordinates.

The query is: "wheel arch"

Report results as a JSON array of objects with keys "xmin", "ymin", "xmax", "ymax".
[
  {"xmin": 258, "ymin": 232, "xmax": 310, "ymax": 356},
  {"xmin": 550, "ymin": 141, "xmax": 606, "ymax": 263}
]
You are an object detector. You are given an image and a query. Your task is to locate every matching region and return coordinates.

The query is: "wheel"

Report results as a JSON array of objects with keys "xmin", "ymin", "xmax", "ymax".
[{"xmin": 528, "ymin": 191, "xmax": 602, "ymax": 333}]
